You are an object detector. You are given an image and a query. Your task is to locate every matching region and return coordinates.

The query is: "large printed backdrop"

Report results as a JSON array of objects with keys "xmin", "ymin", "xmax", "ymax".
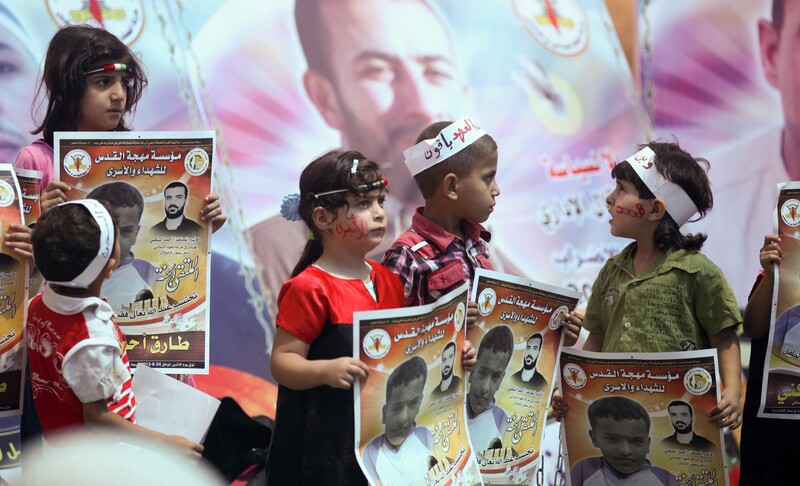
[{"xmin": 0, "ymin": 1, "xmax": 780, "ymax": 420}]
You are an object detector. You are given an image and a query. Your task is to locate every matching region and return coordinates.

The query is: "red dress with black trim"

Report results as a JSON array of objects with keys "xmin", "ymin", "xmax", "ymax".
[{"xmin": 266, "ymin": 261, "xmax": 404, "ymax": 485}]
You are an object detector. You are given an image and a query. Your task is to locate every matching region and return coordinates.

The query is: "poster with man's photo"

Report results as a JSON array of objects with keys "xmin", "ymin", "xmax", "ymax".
[
  {"xmin": 560, "ymin": 348, "xmax": 727, "ymax": 486},
  {"xmin": 354, "ymin": 283, "xmax": 482, "ymax": 486},
  {"xmin": 0, "ymin": 165, "xmax": 27, "ymax": 416},
  {"xmin": 54, "ymin": 131, "xmax": 214, "ymax": 372},
  {"xmin": 759, "ymin": 181, "xmax": 800, "ymax": 418},
  {"xmin": 467, "ymin": 269, "xmax": 581, "ymax": 484}
]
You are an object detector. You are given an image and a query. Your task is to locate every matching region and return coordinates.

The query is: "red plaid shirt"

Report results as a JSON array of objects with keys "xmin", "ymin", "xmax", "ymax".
[{"xmin": 382, "ymin": 208, "xmax": 494, "ymax": 306}]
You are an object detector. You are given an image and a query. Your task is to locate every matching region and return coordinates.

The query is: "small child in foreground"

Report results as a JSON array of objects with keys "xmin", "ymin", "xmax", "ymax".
[
  {"xmin": 555, "ymin": 141, "xmax": 743, "ymax": 429},
  {"xmin": 27, "ymin": 200, "xmax": 201, "ymax": 455}
]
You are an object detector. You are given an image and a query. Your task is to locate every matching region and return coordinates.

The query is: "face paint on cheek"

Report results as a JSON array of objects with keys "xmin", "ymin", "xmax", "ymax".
[
  {"xmin": 335, "ymin": 212, "xmax": 369, "ymax": 239},
  {"xmin": 614, "ymin": 203, "xmax": 645, "ymax": 218}
]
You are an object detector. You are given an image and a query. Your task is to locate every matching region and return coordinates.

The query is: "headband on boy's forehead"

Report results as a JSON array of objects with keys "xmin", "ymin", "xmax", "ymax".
[
  {"xmin": 403, "ymin": 116, "xmax": 487, "ymax": 176},
  {"xmin": 48, "ymin": 200, "xmax": 115, "ymax": 289},
  {"xmin": 625, "ymin": 146, "xmax": 699, "ymax": 227},
  {"xmin": 83, "ymin": 63, "xmax": 128, "ymax": 76}
]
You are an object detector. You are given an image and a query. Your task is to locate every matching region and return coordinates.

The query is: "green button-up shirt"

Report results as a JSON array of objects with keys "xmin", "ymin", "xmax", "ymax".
[{"xmin": 584, "ymin": 243, "xmax": 742, "ymax": 352}]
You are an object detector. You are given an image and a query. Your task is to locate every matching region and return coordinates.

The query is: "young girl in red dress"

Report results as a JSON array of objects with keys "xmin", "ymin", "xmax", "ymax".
[{"xmin": 267, "ymin": 150, "xmax": 405, "ymax": 485}]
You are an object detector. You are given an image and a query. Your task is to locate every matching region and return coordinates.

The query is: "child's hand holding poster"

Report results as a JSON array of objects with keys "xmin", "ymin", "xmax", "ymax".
[
  {"xmin": 468, "ymin": 269, "xmax": 581, "ymax": 485},
  {"xmin": 54, "ymin": 131, "xmax": 214, "ymax": 372},
  {"xmin": 354, "ymin": 283, "xmax": 482, "ymax": 486},
  {"xmin": 560, "ymin": 348, "xmax": 728, "ymax": 486}
]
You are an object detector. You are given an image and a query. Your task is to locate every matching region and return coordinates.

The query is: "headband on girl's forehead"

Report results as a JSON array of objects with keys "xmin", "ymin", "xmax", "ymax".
[
  {"xmin": 310, "ymin": 177, "xmax": 389, "ymax": 199},
  {"xmin": 48, "ymin": 200, "xmax": 115, "ymax": 289},
  {"xmin": 403, "ymin": 116, "xmax": 487, "ymax": 175},
  {"xmin": 83, "ymin": 63, "xmax": 128, "ymax": 76},
  {"xmin": 625, "ymin": 146, "xmax": 699, "ymax": 227}
]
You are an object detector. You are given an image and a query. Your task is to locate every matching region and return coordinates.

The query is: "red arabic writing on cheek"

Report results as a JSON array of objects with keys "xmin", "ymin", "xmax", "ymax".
[
  {"xmin": 614, "ymin": 203, "xmax": 645, "ymax": 218},
  {"xmin": 335, "ymin": 212, "xmax": 369, "ymax": 239}
]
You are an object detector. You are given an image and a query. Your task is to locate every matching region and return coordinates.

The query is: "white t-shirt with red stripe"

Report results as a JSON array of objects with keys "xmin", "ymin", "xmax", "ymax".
[{"xmin": 27, "ymin": 285, "xmax": 136, "ymax": 437}]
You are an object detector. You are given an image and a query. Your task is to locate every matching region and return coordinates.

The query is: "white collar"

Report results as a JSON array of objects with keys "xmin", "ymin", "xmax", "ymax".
[{"xmin": 42, "ymin": 284, "xmax": 114, "ymax": 321}]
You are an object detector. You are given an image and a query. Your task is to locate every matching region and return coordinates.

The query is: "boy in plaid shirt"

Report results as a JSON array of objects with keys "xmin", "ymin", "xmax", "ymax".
[
  {"xmin": 382, "ymin": 117, "xmax": 498, "ymax": 308},
  {"xmin": 382, "ymin": 116, "xmax": 501, "ymax": 374},
  {"xmin": 383, "ymin": 117, "xmax": 582, "ymax": 344}
]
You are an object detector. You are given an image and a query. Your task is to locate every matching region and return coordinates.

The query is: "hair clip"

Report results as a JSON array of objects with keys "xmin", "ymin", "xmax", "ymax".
[
  {"xmin": 280, "ymin": 193, "xmax": 302, "ymax": 221},
  {"xmin": 351, "ymin": 159, "xmax": 359, "ymax": 174},
  {"xmin": 83, "ymin": 63, "xmax": 128, "ymax": 75}
]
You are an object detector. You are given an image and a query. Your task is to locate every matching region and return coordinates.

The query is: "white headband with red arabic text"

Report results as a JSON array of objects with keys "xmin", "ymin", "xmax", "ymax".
[
  {"xmin": 48, "ymin": 200, "xmax": 115, "ymax": 289},
  {"xmin": 626, "ymin": 146, "xmax": 699, "ymax": 227},
  {"xmin": 403, "ymin": 116, "xmax": 486, "ymax": 176}
]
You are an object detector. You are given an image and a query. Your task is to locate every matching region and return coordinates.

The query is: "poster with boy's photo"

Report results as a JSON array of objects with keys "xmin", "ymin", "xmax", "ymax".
[
  {"xmin": 354, "ymin": 283, "xmax": 481, "ymax": 486},
  {"xmin": 560, "ymin": 348, "xmax": 728, "ymax": 486},
  {"xmin": 759, "ymin": 181, "xmax": 800, "ymax": 418},
  {"xmin": 467, "ymin": 269, "xmax": 581, "ymax": 484},
  {"xmin": 0, "ymin": 164, "xmax": 26, "ymax": 416},
  {"xmin": 54, "ymin": 131, "xmax": 214, "ymax": 372}
]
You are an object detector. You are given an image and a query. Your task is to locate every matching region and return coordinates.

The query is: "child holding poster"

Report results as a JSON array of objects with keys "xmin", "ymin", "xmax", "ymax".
[
  {"xmin": 14, "ymin": 22, "xmax": 226, "ymax": 447},
  {"xmin": 13, "ymin": 24, "xmax": 226, "ymax": 229},
  {"xmin": 26, "ymin": 200, "xmax": 202, "ymax": 455},
  {"xmin": 566, "ymin": 142, "xmax": 743, "ymax": 429},
  {"xmin": 383, "ymin": 117, "xmax": 582, "ymax": 340},
  {"xmin": 268, "ymin": 151, "xmax": 405, "ymax": 485}
]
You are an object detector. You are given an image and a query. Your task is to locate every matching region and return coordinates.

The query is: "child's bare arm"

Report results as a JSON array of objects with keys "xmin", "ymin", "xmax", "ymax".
[
  {"xmin": 271, "ymin": 327, "xmax": 368, "ymax": 390},
  {"xmin": 82, "ymin": 400, "xmax": 203, "ymax": 456},
  {"xmin": 562, "ymin": 311, "xmax": 583, "ymax": 347},
  {"xmin": 461, "ymin": 340, "xmax": 476, "ymax": 372},
  {"xmin": 4, "ymin": 224, "xmax": 32, "ymax": 259},
  {"xmin": 466, "ymin": 301, "xmax": 478, "ymax": 329},
  {"xmin": 200, "ymin": 194, "xmax": 227, "ymax": 234},
  {"xmin": 708, "ymin": 327, "xmax": 742, "ymax": 429},
  {"xmin": 744, "ymin": 234, "xmax": 781, "ymax": 339}
]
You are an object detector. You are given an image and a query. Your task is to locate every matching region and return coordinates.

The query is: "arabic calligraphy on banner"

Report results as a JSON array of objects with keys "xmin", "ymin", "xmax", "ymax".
[
  {"xmin": 560, "ymin": 348, "xmax": 728, "ymax": 486},
  {"xmin": 54, "ymin": 131, "xmax": 214, "ymax": 372},
  {"xmin": 468, "ymin": 269, "xmax": 581, "ymax": 485},
  {"xmin": 354, "ymin": 284, "xmax": 482, "ymax": 486}
]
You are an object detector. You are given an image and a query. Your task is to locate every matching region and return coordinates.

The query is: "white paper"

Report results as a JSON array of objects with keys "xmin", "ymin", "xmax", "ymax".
[{"xmin": 131, "ymin": 365, "xmax": 220, "ymax": 444}]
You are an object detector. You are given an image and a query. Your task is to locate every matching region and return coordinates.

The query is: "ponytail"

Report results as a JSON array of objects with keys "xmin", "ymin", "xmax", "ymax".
[{"xmin": 291, "ymin": 237, "xmax": 324, "ymax": 278}]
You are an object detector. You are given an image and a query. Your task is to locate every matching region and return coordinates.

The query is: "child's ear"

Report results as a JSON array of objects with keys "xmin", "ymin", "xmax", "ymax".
[
  {"xmin": 442, "ymin": 173, "xmax": 459, "ymax": 200},
  {"xmin": 311, "ymin": 206, "xmax": 335, "ymax": 231},
  {"xmin": 103, "ymin": 255, "xmax": 118, "ymax": 279},
  {"xmin": 649, "ymin": 199, "xmax": 667, "ymax": 222}
]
